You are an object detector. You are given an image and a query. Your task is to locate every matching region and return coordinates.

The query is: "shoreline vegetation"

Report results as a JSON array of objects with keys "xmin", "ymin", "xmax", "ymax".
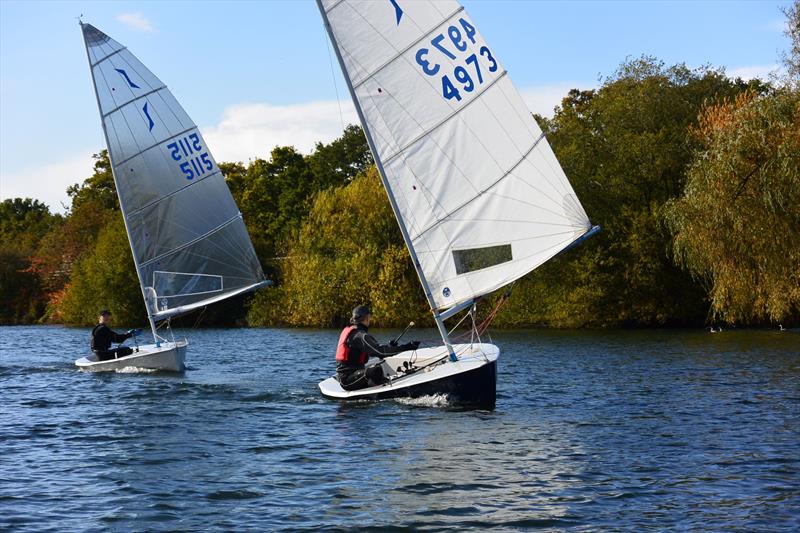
[{"xmin": 2, "ymin": 54, "xmax": 799, "ymax": 330}]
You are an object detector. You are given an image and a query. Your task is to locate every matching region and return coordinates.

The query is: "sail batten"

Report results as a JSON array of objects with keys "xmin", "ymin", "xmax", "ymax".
[
  {"xmin": 81, "ymin": 23, "xmax": 265, "ymax": 320},
  {"xmin": 101, "ymin": 86, "xmax": 167, "ymax": 119},
  {"xmin": 324, "ymin": 0, "xmax": 348, "ymax": 13},
  {"xmin": 139, "ymin": 214, "xmax": 243, "ymax": 269},
  {"xmin": 349, "ymin": 5, "xmax": 466, "ymax": 90},
  {"xmin": 320, "ymin": 1, "xmax": 593, "ymax": 310},
  {"xmin": 413, "ymin": 129, "xmax": 544, "ymax": 241},
  {"xmin": 382, "ymin": 71, "xmax": 507, "ymax": 165},
  {"xmin": 90, "ymin": 47, "xmax": 127, "ymax": 67},
  {"xmin": 113, "ymin": 125, "xmax": 200, "ymax": 168},
  {"xmin": 126, "ymin": 170, "xmax": 222, "ymax": 218}
]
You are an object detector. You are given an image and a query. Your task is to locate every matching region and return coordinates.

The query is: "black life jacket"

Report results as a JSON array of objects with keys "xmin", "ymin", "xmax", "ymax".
[
  {"xmin": 90, "ymin": 324, "xmax": 104, "ymax": 351},
  {"xmin": 335, "ymin": 326, "xmax": 367, "ymax": 365}
]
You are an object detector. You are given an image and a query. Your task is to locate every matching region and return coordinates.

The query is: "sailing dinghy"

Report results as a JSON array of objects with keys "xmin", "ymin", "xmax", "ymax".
[
  {"xmin": 75, "ymin": 23, "xmax": 268, "ymax": 372},
  {"xmin": 316, "ymin": 0, "xmax": 599, "ymax": 406}
]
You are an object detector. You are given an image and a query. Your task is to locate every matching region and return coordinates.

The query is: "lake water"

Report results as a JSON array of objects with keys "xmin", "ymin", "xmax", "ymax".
[{"xmin": 1, "ymin": 326, "xmax": 798, "ymax": 531}]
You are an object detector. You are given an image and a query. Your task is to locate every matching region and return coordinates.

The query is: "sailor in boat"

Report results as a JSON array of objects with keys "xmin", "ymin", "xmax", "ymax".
[
  {"xmin": 336, "ymin": 305, "xmax": 419, "ymax": 390},
  {"xmin": 91, "ymin": 310, "xmax": 139, "ymax": 361}
]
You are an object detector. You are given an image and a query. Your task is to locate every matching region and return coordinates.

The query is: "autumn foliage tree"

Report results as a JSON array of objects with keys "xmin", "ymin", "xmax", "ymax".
[
  {"xmin": 32, "ymin": 151, "xmax": 119, "ymax": 322},
  {"xmin": 0, "ymin": 199, "xmax": 61, "ymax": 323}
]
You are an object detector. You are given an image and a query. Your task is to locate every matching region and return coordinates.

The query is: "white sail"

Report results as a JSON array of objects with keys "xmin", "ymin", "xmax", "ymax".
[
  {"xmin": 81, "ymin": 23, "xmax": 266, "ymax": 320},
  {"xmin": 319, "ymin": 1, "xmax": 593, "ymax": 311}
]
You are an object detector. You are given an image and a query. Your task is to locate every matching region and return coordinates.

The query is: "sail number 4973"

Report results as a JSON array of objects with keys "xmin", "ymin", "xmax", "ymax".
[
  {"xmin": 415, "ymin": 17, "xmax": 498, "ymax": 102},
  {"xmin": 166, "ymin": 133, "xmax": 214, "ymax": 180}
]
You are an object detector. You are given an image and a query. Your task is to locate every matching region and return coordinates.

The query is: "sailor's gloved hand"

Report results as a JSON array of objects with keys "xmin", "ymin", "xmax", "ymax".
[
  {"xmin": 400, "ymin": 341, "xmax": 420, "ymax": 351},
  {"xmin": 127, "ymin": 328, "xmax": 142, "ymax": 336},
  {"xmin": 389, "ymin": 339, "xmax": 398, "ymax": 347}
]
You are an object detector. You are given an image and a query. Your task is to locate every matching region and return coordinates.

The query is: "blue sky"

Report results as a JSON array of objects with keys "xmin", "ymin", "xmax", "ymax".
[{"xmin": 0, "ymin": 0, "xmax": 792, "ymax": 211}]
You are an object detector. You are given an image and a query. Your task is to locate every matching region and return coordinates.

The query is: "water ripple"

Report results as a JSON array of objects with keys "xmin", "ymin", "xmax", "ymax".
[{"xmin": 0, "ymin": 326, "xmax": 798, "ymax": 531}]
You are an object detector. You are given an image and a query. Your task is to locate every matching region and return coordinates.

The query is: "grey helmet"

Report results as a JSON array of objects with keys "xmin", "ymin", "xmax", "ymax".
[{"xmin": 351, "ymin": 305, "xmax": 372, "ymax": 323}]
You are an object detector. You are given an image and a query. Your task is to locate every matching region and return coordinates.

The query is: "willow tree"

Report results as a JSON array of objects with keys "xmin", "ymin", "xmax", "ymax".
[
  {"xmin": 781, "ymin": 0, "xmax": 800, "ymax": 85},
  {"xmin": 665, "ymin": 89, "xmax": 800, "ymax": 324}
]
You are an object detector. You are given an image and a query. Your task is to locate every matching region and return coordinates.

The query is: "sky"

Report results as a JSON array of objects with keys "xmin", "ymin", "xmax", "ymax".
[{"xmin": 0, "ymin": 0, "xmax": 792, "ymax": 212}]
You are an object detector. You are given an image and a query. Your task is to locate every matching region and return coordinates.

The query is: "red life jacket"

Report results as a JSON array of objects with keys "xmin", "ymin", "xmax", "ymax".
[{"xmin": 335, "ymin": 325, "xmax": 367, "ymax": 364}]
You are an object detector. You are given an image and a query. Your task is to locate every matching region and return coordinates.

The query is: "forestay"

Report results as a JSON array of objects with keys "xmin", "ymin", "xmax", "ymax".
[
  {"xmin": 320, "ymin": 0, "xmax": 593, "ymax": 311},
  {"xmin": 81, "ymin": 23, "xmax": 266, "ymax": 320}
]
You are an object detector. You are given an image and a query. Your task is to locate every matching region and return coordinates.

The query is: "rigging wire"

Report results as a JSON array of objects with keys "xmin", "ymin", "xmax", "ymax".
[
  {"xmin": 323, "ymin": 25, "xmax": 346, "ymax": 132},
  {"xmin": 391, "ymin": 291, "xmax": 509, "ymax": 379},
  {"xmin": 447, "ymin": 308, "xmax": 472, "ymax": 336},
  {"xmin": 448, "ymin": 283, "xmax": 515, "ymax": 344},
  {"xmin": 192, "ymin": 305, "xmax": 208, "ymax": 330}
]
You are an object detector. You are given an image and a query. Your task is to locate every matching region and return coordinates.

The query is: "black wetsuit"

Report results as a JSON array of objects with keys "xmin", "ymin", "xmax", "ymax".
[
  {"xmin": 91, "ymin": 324, "xmax": 133, "ymax": 361},
  {"xmin": 336, "ymin": 323, "xmax": 416, "ymax": 391}
]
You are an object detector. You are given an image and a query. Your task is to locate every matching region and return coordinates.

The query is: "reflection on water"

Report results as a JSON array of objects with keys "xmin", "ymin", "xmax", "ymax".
[
  {"xmin": 0, "ymin": 326, "xmax": 798, "ymax": 531},
  {"xmin": 387, "ymin": 413, "xmax": 584, "ymax": 528}
]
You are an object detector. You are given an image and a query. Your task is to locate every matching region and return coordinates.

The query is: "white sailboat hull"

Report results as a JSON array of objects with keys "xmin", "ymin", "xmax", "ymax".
[
  {"xmin": 318, "ymin": 342, "xmax": 498, "ymax": 407},
  {"xmin": 75, "ymin": 340, "xmax": 187, "ymax": 372}
]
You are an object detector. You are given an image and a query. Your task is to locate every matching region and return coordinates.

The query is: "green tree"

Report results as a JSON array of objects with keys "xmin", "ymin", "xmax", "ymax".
[
  {"xmin": 58, "ymin": 215, "xmax": 144, "ymax": 326},
  {"xmin": 0, "ymin": 198, "xmax": 59, "ymax": 250},
  {"xmin": 665, "ymin": 89, "xmax": 800, "ymax": 324},
  {"xmin": 306, "ymin": 124, "xmax": 373, "ymax": 188},
  {"xmin": 66, "ymin": 149, "xmax": 119, "ymax": 212},
  {"xmin": 247, "ymin": 167, "xmax": 427, "ymax": 327},
  {"xmin": 33, "ymin": 152, "xmax": 119, "ymax": 320},
  {"xmin": 494, "ymin": 57, "xmax": 764, "ymax": 327},
  {"xmin": 0, "ymin": 153, "xmax": 119, "ymax": 324},
  {"xmin": 219, "ymin": 161, "xmax": 248, "ymax": 206},
  {"xmin": 235, "ymin": 146, "xmax": 315, "ymax": 282}
]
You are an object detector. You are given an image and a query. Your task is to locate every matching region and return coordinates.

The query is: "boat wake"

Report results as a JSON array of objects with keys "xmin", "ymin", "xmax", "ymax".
[
  {"xmin": 395, "ymin": 394, "xmax": 452, "ymax": 408},
  {"xmin": 115, "ymin": 366, "xmax": 159, "ymax": 374}
]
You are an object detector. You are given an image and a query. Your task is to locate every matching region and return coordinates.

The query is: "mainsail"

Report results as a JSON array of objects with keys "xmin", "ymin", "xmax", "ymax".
[
  {"xmin": 318, "ymin": 0, "xmax": 595, "ymax": 314},
  {"xmin": 81, "ymin": 23, "xmax": 266, "ymax": 321}
]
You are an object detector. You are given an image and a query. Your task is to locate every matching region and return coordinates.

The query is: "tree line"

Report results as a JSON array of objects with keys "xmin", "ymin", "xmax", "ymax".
[{"xmin": 2, "ymin": 52, "xmax": 798, "ymax": 328}]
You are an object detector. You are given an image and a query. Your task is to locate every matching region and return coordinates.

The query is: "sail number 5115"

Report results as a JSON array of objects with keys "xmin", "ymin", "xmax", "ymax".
[
  {"xmin": 415, "ymin": 17, "xmax": 498, "ymax": 102},
  {"xmin": 166, "ymin": 133, "xmax": 214, "ymax": 180}
]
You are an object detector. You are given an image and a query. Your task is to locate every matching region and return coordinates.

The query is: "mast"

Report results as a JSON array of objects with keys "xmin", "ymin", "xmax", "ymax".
[
  {"xmin": 80, "ymin": 22, "xmax": 159, "ymax": 343},
  {"xmin": 316, "ymin": 1, "xmax": 457, "ymax": 360}
]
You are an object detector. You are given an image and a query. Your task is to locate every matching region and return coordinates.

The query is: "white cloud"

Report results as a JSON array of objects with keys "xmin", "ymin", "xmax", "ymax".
[
  {"xmin": 201, "ymin": 100, "xmax": 358, "ymax": 163},
  {"xmin": 765, "ymin": 19, "xmax": 788, "ymax": 33},
  {"xmin": 727, "ymin": 64, "xmax": 781, "ymax": 80},
  {"xmin": 116, "ymin": 12, "xmax": 155, "ymax": 33},
  {"xmin": 0, "ymin": 88, "xmax": 598, "ymax": 213},
  {"xmin": 519, "ymin": 83, "xmax": 586, "ymax": 117},
  {"xmin": 1, "ymin": 150, "xmax": 96, "ymax": 214}
]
